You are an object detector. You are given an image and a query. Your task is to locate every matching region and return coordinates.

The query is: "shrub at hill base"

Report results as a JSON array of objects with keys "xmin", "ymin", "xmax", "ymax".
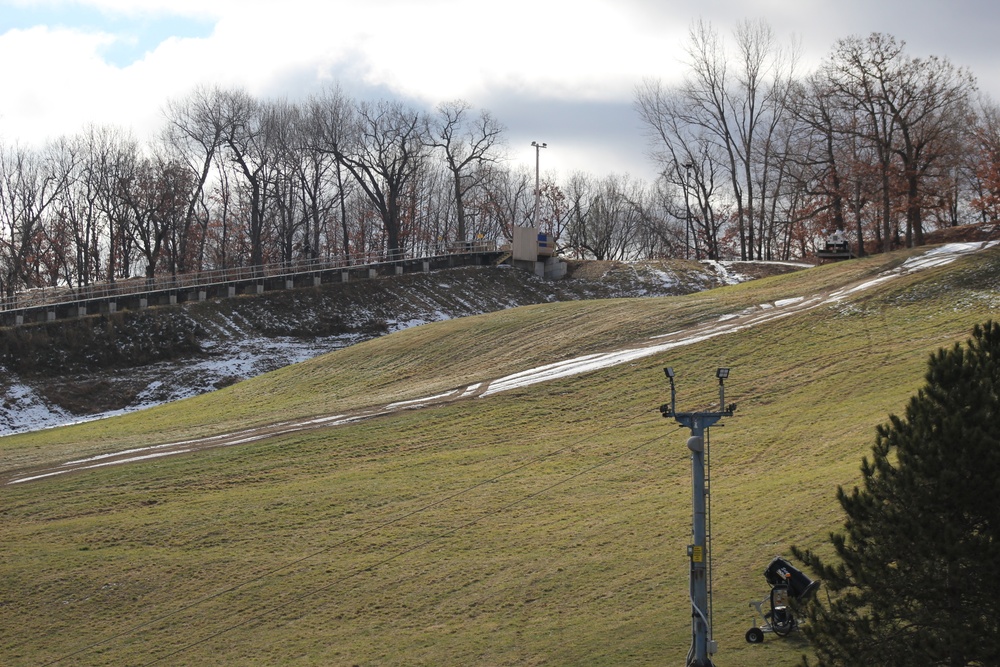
[{"xmin": 793, "ymin": 321, "xmax": 1000, "ymax": 667}]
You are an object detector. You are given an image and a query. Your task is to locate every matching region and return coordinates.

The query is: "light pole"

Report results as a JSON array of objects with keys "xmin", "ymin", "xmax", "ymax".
[
  {"xmin": 683, "ymin": 163, "xmax": 693, "ymax": 260},
  {"xmin": 660, "ymin": 367, "xmax": 736, "ymax": 667},
  {"xmin": 531, "ymin": 141, "xmax": 547, "ymax": 230}
]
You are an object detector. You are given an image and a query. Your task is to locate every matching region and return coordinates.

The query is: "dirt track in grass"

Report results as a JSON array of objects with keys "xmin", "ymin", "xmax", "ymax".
[{"xmin": 6, "ymin": 239, "xmax": 993, "ymax": 487}]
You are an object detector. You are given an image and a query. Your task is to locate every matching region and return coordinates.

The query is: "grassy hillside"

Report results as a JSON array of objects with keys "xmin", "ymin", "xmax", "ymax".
[
  {"xmin": 2, "ymin": 245, "xmax": 998, "ymax": 666},
  {"xmin": 0, "ymin": 257, "xmax": 761, "ymax": 434}
]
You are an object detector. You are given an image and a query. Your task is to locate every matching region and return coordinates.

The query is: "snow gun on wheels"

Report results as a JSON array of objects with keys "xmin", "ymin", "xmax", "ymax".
[{"xmin": 745, "ymin": 557, "xmax": 820, "ymax": 644}]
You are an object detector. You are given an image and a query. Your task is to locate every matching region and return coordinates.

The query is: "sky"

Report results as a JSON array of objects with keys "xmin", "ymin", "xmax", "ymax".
[{"xmin": 1, "ymin": 0, "xmax": 999, "ymax": 181}]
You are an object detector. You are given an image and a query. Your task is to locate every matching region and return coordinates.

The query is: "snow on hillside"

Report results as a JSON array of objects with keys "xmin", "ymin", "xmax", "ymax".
[
  {"xmin": 9, "ymin": 243, "xmax": 996, "ymax": 486},
  {"xmin": 0, "ymin": 260, "xmax": 804, "ymax": 437},
  {"xmin": 0, "ymin": 382, "xmax": 71, "ymax": 434}
]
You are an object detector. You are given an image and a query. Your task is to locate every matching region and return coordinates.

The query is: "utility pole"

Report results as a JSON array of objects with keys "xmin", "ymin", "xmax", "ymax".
[
  {"xmin": 683, "ymin": 163, "xmax": 693, "ymax": 260},
  {"xmin": 660, "ymin": 367, "xmax": 736, "ymax": 667},
  {"xmin": 531, "ymin": 141, "xmax": 547, "ymax": 231}
]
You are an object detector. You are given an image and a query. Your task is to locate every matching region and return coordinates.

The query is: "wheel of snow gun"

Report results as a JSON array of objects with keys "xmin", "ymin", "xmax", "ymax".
[
  {"xmin": 771, "ymin": 612, "xmax": 794, "ymax": 637},
  {"xmin": 745, "ymin": 627, "xmax": 764, "ymax": 643}
]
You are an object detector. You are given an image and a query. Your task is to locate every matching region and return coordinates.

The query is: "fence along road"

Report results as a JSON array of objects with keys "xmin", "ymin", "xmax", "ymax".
[{"xmin": 1, "ymin": 243, "xmax": 505, "ymax": 327}]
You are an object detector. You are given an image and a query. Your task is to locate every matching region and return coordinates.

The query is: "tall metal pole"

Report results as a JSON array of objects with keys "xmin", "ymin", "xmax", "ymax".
[
  {"xmin": 661, "ymin": 368, "xmax": 735, "ymax": 667},
  {"xmin": 531, "ymin": 141, "xmax": 547, "ymax": 230},
  {"xmin": 683, "ymin": 163, "xmax": 693, "ymax": 260}
]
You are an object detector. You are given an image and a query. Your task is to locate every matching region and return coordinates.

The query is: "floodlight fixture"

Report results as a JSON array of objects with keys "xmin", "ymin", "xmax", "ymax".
[{"xmin": 659, "ymin": 366, "xmax": 737, "ymax": 666}]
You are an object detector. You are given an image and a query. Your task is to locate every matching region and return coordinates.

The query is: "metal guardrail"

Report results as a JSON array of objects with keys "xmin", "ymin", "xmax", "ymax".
[{"xmin": 1, "ymin": 242, "xmax": 500, "ymax": 314}]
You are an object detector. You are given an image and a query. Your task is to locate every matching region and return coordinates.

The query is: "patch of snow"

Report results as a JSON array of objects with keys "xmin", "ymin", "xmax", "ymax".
[
  {"xmin": 481, "ymin": 243, "xmax": 997, "ymax": 398},
  {"xmin": 5, "ymin": 244, "xmax": 993, "ymax": 443},
  {"xmin": 12, "ymin": 242, "xmax": 999, "ymax": 483},
  {"xmin": 9, "ymin": 450, "xmax": 194, "ymax": 484},
  {"xmin": 647, "ymin": 267, "xmax": 679, "ymax": 288},
  {"xmin": 702, "ymin": 260, "xmax": 750, "ymax": 285},
  {"xmin": 0, "ymin": 380, "xmax": 71, "ymax": 435},
  {"xmin": 824, "ymin": 241, "xmax": 998, "ymax": 305},
  {"xmin": 385, "ymin": 391, "xmax": 457, "ymax": 410},
  {"xmin": 390, "ymin": 318, "xmax": 433, "ymax": 332}
]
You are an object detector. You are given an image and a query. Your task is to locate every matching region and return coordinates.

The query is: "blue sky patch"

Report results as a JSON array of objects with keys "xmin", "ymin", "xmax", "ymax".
[{"xmin": 0, "ymin": 4, "xmax": 215, "ymax": 67}]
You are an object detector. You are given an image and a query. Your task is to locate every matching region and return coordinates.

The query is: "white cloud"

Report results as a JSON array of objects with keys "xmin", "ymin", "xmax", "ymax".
[
  {"xmin": 0, "ymin": 25, "xmax": 119, "ymax": 141},
  {"xmin": 0, "ymin": 0, "xmax": 997, "ymax": 178}
]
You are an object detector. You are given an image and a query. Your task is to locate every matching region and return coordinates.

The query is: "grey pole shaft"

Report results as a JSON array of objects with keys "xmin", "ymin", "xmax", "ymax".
[
  {"xmin": 662, "ymin": 368, "xmax": 732, "ymax": 667},
  {"xmin": 687, "ymin": 423, "xmax": 711, "ymax": 666}
]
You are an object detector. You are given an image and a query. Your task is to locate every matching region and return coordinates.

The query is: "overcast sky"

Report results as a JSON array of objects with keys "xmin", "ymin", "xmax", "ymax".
[{"xmin": 1, "ymin": 0, "xmax": 998, "ymax": 181}]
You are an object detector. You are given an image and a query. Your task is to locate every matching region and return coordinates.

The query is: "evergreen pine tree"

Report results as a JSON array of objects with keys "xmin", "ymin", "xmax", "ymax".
[{"xmin": 793, "ymin": 321, "xmax": 1000, "ymax": 666}]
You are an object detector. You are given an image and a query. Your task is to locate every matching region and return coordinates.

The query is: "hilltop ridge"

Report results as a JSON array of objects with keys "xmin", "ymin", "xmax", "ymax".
[{"xmin": 0, "ymin": 258, "xmax": 804, "ymax": 436}]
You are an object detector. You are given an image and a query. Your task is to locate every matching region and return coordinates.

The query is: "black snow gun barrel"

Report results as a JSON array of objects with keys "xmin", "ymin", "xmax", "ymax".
[{"xmin": 764, "ymin": 557, "xmax": 820, "ymax": 601}]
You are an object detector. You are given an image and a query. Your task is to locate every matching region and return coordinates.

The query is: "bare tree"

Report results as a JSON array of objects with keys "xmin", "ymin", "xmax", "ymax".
[
  {"xmin": 821, "ymin": 34, "xmax": 976, "ymax": 249},
  {"xmin": 638, "ymin": 19, "xmax": 798, "ymax": 260},
  {"xmin": 891, "ymin": 50, "xmax": 975, "ymax": 245},
  {"xmin": 86, "ymin": 126, "xmax": 144, "ymax": 280},
  {"xmin": 565, "ymin": 172, "xmax": 648, "ymax": 261},
  {"xmin": 281, "ymin": 101, "xmax": 339, "ymax": 261},
  {"xmin": 330, "ymin": 99, "xmax": 429, "ymax": 259},
  {"xmin": 635, "ymin": 79, "xmax": 704, "ymax": 258},
  {"xmin": 428, "ymin": 100, "xmax": 505, "ymax": 245},
  {"xmin": 968, "ymin": 95, "xmax": 1000, "ymax": 222},
  {"xmin": 306, "ymin": 86, "xmax": 358, "ymax": 259},
  {"xmin": 213, "ymin": 88, "xmax": 281, "ymax": 268},
  {"xmin": 822, "ymin": 34, "xmax": 906, "ymax": 252},
  {"xmin": 0, "ymin": 141, "xmax": 74, "ymax": 296},
  {"xmin": 56, "ymin": 128, "xmax": 107, "ymax": 289},
  {"xmin": 162, "ymin": 85, "xmax": 228, "ymax": 273},
  {"xmin": 474, "ymin": 164, "xmax": 531, "ymax": 243},
  {"xmin": 118, "ymin": 152, "xmax": 192, "ymax": 280},
  {"xmin": 205, "ymin": 157, "xmax": 236, "ymax": 269},
  {"xmin": 264, "ymin": 100, "xmax": 308, "ymax": 266}
]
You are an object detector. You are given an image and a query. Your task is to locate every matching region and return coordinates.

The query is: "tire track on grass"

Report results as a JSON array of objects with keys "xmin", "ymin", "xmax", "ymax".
[{"xmin": 5, "ymin": 241, "xmax": 994, "ymax": 486}]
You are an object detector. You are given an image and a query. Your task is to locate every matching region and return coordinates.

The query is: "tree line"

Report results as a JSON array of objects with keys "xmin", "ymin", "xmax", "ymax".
[
  {"xmin": 0, "ymin": 89, "xmax": 520, "ymax": 298},
  {"xmin": 636, "ymin": 22, "xmax": 1000, "ymax": 261},
  {"xmin": 3, "ymin": 22, "xmax": 1000, "ymax": 297}
]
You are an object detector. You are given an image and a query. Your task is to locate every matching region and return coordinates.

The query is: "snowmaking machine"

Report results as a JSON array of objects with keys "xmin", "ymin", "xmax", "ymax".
[{"xmin": 745, "ymin": 557, "xmax": 820, "ymax": 644}]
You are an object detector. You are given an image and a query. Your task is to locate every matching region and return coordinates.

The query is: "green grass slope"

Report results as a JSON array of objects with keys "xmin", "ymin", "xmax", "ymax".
[{"xmin": 2, "ymin": 245, "xmax": 999, "ymax": 666}]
